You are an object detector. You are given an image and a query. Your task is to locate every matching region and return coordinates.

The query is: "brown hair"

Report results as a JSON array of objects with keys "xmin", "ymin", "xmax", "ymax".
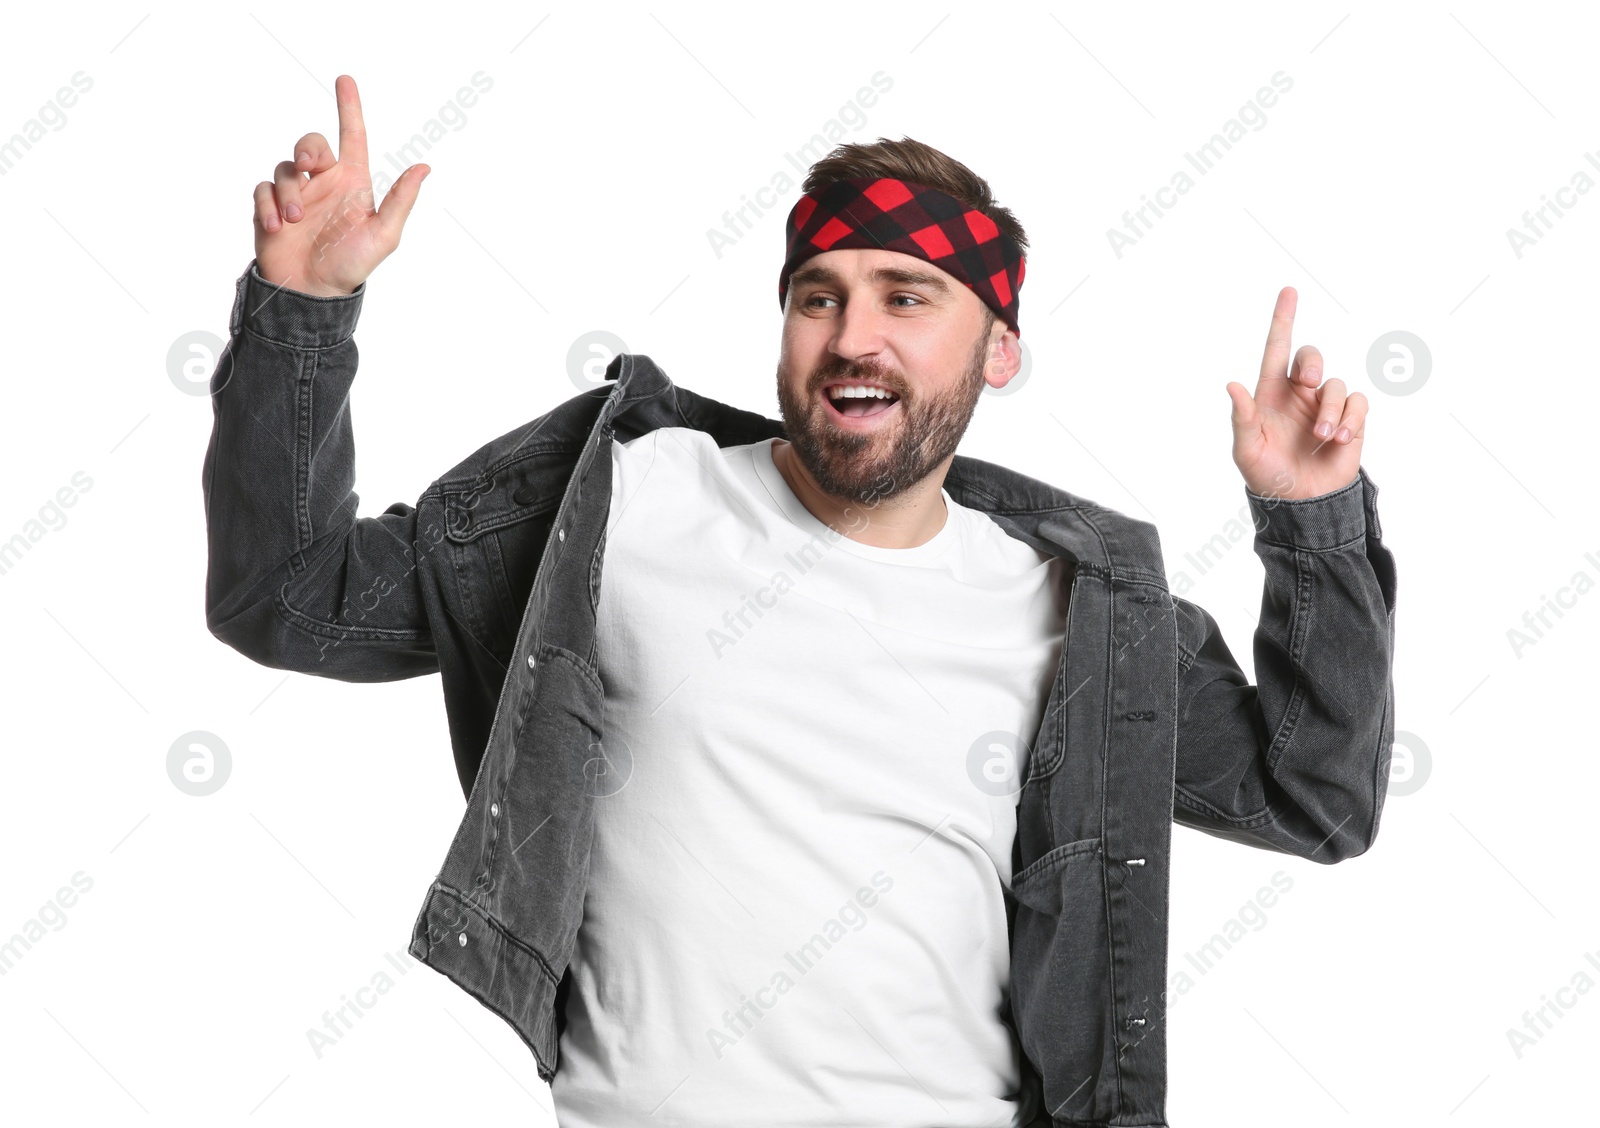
[{"xmin": 802, "ymin": 136, "xmax": 1028, "ymax": 331}]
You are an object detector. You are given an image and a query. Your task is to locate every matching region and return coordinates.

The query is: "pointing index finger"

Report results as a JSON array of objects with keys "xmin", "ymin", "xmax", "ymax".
[
  {"xmin": 1258, "ymin": 286, "xmax": 1297, "ymax": 384},
  {"xmin": 335, "ymin": 74, "xmax": 368, "ymax": 172}
]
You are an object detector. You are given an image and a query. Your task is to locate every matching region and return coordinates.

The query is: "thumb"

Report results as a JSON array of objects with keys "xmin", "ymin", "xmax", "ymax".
[
  {"xmin": 1225, "ymin": 381, "xmax": 1258, "ymax": 432},
  {"xmin": 376, "ymin": 163, "xmax": 430, "ymax": 246}
]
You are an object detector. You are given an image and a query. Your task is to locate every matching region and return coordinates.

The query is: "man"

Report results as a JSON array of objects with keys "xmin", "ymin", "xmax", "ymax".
[{"xmin": 206, "ymin": 75, "xmax": 1397, "ymax": 1126}]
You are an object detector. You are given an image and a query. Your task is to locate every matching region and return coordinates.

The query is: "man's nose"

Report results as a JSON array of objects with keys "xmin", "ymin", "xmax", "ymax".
[{"xmin": 829, "ymin": 294, "xmax": 890, "ymax": 360}]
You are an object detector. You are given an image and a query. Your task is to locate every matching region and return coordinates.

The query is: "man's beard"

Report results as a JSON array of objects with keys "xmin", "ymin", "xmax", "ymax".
[{"xmin": 775, "ymin": 323, "xmax": 992, "ymax": 508}]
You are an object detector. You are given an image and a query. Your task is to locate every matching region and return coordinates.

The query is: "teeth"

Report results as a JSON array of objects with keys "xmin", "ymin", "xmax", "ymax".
[{"xmin": 827, "ymin": 385, "xmax": 897, "ymax": 401}]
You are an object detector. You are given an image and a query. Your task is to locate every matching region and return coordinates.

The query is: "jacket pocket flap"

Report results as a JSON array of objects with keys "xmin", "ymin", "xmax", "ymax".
[{"xmin": 1009, "ymin": 837, "xmax": 1102, "ymax": 916}]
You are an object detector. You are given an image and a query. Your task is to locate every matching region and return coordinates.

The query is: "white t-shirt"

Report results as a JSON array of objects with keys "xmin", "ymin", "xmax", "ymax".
[{"xmin": 550, "ymin": 427, "xmax": 1067, "ymax": 1128}]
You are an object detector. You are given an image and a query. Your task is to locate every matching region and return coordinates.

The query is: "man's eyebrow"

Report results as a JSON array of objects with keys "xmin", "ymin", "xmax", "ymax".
[{"xmin": 787, "ymin": 264, "xmax": 952, "ymax": 295}]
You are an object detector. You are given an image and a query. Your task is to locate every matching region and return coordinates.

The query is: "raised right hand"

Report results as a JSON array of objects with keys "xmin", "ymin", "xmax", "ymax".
[{"xmin": 252, "ymin": 74, "xmax": 429, "ymax": 297}]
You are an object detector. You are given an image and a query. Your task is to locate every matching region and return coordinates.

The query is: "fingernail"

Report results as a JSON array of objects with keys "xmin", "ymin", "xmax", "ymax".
[
  {"xmin": 1315, "ymin": 422, "xmax": 1332, "ymax": 438},
  {"xmin": 298, "ymin": 151, "xmax": 312, "ymax": 165},
  {"xmin": 285, "ymin": 203, "xmax": 302, "ymax": 221},
  {"xmin": 1335, "ymin": 427, "xmax": 1351, "ymax": 442}
]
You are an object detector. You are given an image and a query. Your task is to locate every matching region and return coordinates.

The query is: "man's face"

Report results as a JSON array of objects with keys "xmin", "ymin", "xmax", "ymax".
[{"xmin": 775, "ymin": 248, "xmax": 1016, "ymax": 507}]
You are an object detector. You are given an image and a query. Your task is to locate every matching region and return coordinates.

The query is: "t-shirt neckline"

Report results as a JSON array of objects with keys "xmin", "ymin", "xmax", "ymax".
[{"xmin": 752, "ymin": 438, "xmax": 960, "ymax": 565}]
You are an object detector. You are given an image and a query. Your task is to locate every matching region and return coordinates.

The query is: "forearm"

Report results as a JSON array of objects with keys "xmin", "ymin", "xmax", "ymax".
[
  {"xmin": 1173, "ymin": 467, "xmax": 1398, "ymax": 861},
  {"xmin": 201, "ymin": 259, "xmax": 438, "ymax": 679}
]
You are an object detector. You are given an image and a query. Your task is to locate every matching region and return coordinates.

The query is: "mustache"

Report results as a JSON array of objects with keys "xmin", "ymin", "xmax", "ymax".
[{"xmin": 811, "ymin": 360, "xmax": 905, "ymax": 397}]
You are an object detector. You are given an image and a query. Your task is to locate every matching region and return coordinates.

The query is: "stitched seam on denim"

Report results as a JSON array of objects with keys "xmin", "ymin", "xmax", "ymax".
[
  {"xmin": 1027, "ymin": 567, "xmax": 1075, "ymax": 783},
  {"xmin": 1091, "ymin": 569, "xmax": 1127, "ymax": 1111},
  {"xmin": 428, "ymin": 881, "xmax": 561, "ymax": 987},
  {"xmin": 944, "ymin": 477, "xmax": 1109, "ymax": 518},
  {"xmin": 485, "ymin": 532, "xmax": 516, "ymax": 644},
  {"xmin": 1035, "ymin": 638, "xmax": 1067, "ymax": 780},
  {"xmin": 1170, "ymin": 597, "xmax": 1203, "ymax": 672},
  {"xmin": 543, "ymin": 639, "xmax": 605, "ymax": 697},
  {"xmin": 445, "ymin": 496, "xmax": 564, "ymax": 543},
  {"xmin": 441, "ymin": 442, "xmax": 578, "ymax": 542},
  {"xmin": 235, "ymin": 321, "xmax": 357, "ymax": 351},
  {"xmin": 1013, "ymin": 836, "xmax": 1100, "ymax": 890},
  {"xmin": 272, "ymin": 593, "xmax": 433, "ymax": 641},
  {"xmin": 1264, "ymin": 548, "xmax": 1312, "ymax": 777},
  {"xmin": 290, "ymin": 350, "xmax": 316, "ymax": 574},
  {"xmin": 1255, "ymin": 529, "xmax": 1367, "ymax": 553},
  {"xmin": 450, "ymin": 538, "xmax": 486, "ymax": 642},
  {"xmin": 981, "ymin": 503, "xmax": 1169, "ymax": 588},
  {"xmin": 1170, "ymin": 785, "xmax": 1286, "ymax": 828},
  {"xmin": 1103, "ymin": 830, "xmax": 1125, "ymax": 1112},
  {"xmin": 436, "ymin": 441, "xmax": 588, "ymax": 497}
]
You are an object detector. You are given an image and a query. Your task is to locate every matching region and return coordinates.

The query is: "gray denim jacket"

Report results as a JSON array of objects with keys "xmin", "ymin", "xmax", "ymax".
[{"xmin": 203, "ymin": 261, "xmax": 1398, "ymax": 1127}]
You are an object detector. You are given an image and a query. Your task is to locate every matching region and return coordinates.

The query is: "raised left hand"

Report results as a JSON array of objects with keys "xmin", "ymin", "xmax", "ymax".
[{"xmin": 1225, "ymin": 286, "xmax": 1367, "ymax": 501}]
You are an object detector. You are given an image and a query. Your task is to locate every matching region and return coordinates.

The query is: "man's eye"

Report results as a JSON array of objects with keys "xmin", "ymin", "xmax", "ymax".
[{"xmin": 803, "ymin": 294, "xmax": 922, "ymax": 309}]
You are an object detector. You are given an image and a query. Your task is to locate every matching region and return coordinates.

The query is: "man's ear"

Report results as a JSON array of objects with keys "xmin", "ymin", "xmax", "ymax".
[{"xmin": 984, "ymin": 328, "xmax": 1023, "ymax": 390}]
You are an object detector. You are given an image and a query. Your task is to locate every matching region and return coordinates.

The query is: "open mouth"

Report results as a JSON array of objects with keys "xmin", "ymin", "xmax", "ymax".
[{"xmin": 822, "ymin": 383, "xmax": 901, "ymax": 423}]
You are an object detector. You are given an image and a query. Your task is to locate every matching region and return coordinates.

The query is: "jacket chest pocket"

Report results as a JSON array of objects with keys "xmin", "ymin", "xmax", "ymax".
[{"xmin": 442, "ymin": 451, "xmax": 576, "ymax": 653}]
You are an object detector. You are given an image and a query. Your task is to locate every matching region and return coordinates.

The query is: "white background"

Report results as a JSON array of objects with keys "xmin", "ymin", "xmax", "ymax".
[{"xmin": 1, "ymin": 1, "xmax": 1594, "ymax": 1124}]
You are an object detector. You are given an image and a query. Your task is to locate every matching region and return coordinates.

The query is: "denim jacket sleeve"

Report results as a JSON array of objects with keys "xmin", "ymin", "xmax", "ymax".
[
  {"xmin": 1170, "ymin": 466, "xmax": 1398, "ymax": 863},
  {"xmin": 201, "ymin": 259, "xmax": 445, "ymax": 681}
]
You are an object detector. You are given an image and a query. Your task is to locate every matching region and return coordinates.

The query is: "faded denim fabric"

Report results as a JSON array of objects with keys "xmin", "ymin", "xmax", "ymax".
[{"xmin": 203, "ymin": 261, "xmax": 1399, "ymax": 1127}]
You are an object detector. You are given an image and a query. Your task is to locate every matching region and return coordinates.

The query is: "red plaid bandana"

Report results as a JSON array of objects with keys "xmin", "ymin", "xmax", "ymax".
[{"xmin": 778, "ymin": 176, "xmax": 1026, "ymax": 338}]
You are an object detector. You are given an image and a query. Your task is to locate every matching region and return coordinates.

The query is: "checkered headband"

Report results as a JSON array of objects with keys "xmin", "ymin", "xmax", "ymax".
[{"xmin": 778, "ymin": 176, "xmax": 1026, "ymax": 338}]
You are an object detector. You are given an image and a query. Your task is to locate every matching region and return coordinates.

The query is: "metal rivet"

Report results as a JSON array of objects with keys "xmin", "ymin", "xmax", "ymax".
[
  {"xmin": 490, "ymin": 802, "xmax": 499, "ymax": 817},
  {"xmin": 557, "ymin": 527, "xmax": 565, "ymax": 542},
  {"xmin": 527, "ymin": 654, "xmax": 537, "ymax": 670},
  {"xmin": 1126, "ymin": 858, "xmax": 1146, "ymax": 866},
  {"xmin": 1128, "ymin": 1016, "xmax": 1147, "ymax": 1026},
  {"xmin": 458, "ymin": 932, "xmax": 468, "ymax": 947}
]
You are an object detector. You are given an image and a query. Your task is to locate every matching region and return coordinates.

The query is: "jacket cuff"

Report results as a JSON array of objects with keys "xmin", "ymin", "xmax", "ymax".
[
  {"xmin": 1246, "ymin": 466, "xmax": 1379, "ymax": 551},
  {"xmin": 228, "ymin": 258, "xmax": 366, "ymax": 349}
]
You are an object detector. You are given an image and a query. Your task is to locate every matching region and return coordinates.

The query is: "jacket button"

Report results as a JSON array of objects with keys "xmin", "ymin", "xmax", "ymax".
[
  {"xmin": 513, "ymin": 485, "xmax": 538, "ymax": 506},
  {"xmin": 527, "ymin": 654, "xmax": 537, "ymax": 671},
  {"xmin": 458, "ymin": 932, "xmax": 468, "ymax": 947}
]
